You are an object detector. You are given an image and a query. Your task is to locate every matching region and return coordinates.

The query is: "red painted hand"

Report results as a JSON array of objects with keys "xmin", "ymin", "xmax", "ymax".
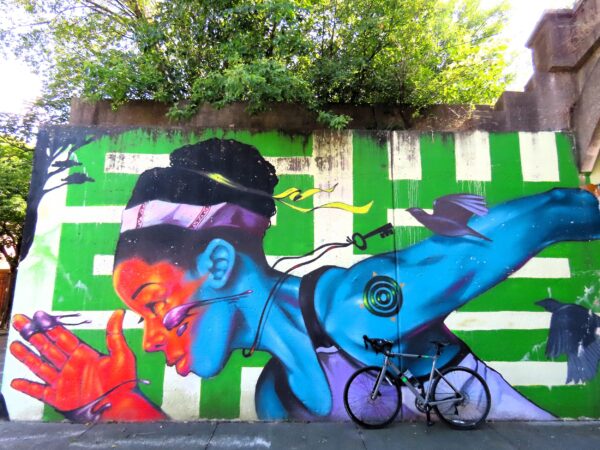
[{"xmin": 10, "ymin": 309, "xmax": 166, "ymax": 421}]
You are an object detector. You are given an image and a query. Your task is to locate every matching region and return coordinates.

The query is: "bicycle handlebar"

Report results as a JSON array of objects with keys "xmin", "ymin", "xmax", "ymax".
[
  {"xmin": 362, "ymin": 335, "xmax": 393, "ymax": 355},
  {"xmin": 363, "ymin": 335, "xmax": 450, "ymax": 356}
]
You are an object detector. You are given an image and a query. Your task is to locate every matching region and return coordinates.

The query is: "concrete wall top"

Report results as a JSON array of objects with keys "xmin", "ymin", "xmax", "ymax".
[{"xmin": 68, "ymin": 99, "xmax": 561, "ymax": 135}]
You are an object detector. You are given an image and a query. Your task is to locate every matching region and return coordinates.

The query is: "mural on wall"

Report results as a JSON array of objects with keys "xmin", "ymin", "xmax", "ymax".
[
  {"xmin": 3, "ymin": 129, "xmax": 600, "ymax": 422},
  {"xmin": 20, "ymin": 127, "xmax": 96, "ymax": 262},
  {"xmin": 536, "ymin": 298, "xmax": 600, "ymax": 384}
]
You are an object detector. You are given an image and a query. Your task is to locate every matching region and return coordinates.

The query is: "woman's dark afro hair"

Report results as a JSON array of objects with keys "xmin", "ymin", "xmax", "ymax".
[{"xmin": 126, "ymin": 138, "xmax": 279, "ymax": 218}]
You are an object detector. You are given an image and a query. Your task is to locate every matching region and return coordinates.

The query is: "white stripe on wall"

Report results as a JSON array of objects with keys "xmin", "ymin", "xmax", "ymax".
[
  {"xmin": 388, "ymin": 208, "xmax": 433, "ymax": 227},
  {"xmin": 509, "ymin": 257, "xmax": 570, "ymax": 279},
  {"xmin": 105, "ymin": 152, "xmax": 170, "ymax": 174},
  {"xmin": 519, "ymin": 132, "xmax": 560, "ymax": 182},
  {"xmin": 93, "ymin": 254, "xmax": 116, "ymax": 275},
  {"xmin": 311, "ymin": 132, "xmax": 357, "ymax": 268},
  {"xmin": 446, "ymin": 311, "xmax": 551, "ymax": 331},
  {"xmin": 94, "ymin": 255, "xmax": 114, "ymax": 275},
  {"xmin": 264, "ymin": 156, "xmax": 312, "ymax": 175},
  {"xmin": 161, "ymin": 366, "xmax": 202, "ymax": 420},
  {"xmin": 388, "ymin": 132, "xmax": 422, "ymax": 180},
  {"xmin": 240, "ymin": 367, "xmax": 263, "ymax": 420},
  {"xmin": 63, "ymin": 206, "xmax": 123, "ymax": 223},
  {"xmin": 104, "ymin": 152, "xmax": 313, "ymax": 176},
  {"xmin": 455, "ymin": 131, "xmax": 492, "ymax": 181},
  {"xmin": 488, "ymin": 361, "xmax": 567, "ymax": 387}
]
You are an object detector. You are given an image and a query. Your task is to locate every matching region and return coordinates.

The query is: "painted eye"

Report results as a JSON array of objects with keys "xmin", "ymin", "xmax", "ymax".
[
  {"xmin": 137, "ymin": 316, "xmax": 144, "ymax": 324},
  {"xmin": 146, "ymin": 301, "xmax": 159, "ymax": 314}
]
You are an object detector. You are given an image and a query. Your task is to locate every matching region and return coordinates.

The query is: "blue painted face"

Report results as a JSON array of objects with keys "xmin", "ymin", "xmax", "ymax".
[{"xmin": 183, "ymin": 240, "xmax": 272, "ymax": 378}]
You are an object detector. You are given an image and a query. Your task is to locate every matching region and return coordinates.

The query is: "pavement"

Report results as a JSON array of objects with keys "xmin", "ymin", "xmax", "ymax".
[
  {"xmin": 0, "ymin": 421, "xmax": 599, "ymax": 450},
  {"xmin": 0, "ymin": 331, "xmax": 600, "ymax": 449}
]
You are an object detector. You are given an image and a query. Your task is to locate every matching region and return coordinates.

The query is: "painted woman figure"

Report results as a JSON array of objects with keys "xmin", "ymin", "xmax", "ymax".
[{"xmin": 9, "ymin": 138, "xmax": 600, "ymax": 421}]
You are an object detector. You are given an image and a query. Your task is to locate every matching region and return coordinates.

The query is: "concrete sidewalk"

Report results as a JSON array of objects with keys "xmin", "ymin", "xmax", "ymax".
[{"xmin": 0, "ymin": 420, "xmax": 599, "ymax": 450}]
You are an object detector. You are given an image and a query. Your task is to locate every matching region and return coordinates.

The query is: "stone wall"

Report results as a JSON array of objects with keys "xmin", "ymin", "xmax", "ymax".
[{"xmin": 520, "ymin": 0, "xmax": 600, "ymax": 173}]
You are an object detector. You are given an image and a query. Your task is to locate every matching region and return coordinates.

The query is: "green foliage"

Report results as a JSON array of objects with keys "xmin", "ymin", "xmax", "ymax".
[
  {"xmin": 1, "ymin": 0, "xmax": 512, "ymax": 126},
  {"xmin": 0, "ymin": 135, "xmax": 32, "ymax": 270}
]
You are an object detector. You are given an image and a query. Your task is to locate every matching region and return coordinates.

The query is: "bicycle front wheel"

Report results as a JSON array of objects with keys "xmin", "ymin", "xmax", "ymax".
[
  {"xmin": 343, "ymin": 366, "xmax": 401, "ymax": 429},
  {"xmin": 432, "ymin": 366, "xmax": 491, "ymax": 429}
]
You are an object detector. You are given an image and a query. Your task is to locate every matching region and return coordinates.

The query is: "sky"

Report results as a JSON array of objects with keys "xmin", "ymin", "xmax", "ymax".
[
  {"xmin": 0, "ymin": 0, "xmax": 577, "ymax": 115},
  {"xmin": 483, "ymin": 0, "xmax": 576, "ymax": 89}
]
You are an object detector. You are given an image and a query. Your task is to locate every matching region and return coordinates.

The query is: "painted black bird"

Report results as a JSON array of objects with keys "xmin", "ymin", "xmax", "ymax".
[
  {"xmin": 406, "ymin": 193, "xmax": 491, "ymax": 241},
  {"xmin": 536, "ymin": 298, "xmax": 600, "ymax": 384}
]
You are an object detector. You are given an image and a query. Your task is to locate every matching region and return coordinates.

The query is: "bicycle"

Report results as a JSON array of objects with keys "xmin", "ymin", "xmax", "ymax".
[{"xmin": 343, "ymin": 335, "xmax": 491, "ymax": 430}]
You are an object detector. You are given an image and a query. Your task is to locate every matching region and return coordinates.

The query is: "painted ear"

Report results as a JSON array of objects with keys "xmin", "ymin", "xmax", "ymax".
[{"xmin": 195, "ymin": 239, "xmax": 236, "ymax": 289}]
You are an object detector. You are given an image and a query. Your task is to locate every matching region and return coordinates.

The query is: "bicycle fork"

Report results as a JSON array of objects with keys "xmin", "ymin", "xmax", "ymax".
[{"xmin": 371, "ymin": 364, "xmax": 388, "ymax": 401}]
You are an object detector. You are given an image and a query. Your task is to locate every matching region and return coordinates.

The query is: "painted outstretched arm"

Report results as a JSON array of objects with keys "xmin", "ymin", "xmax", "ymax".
[
  {"xmin": 411, "ymin": 186, "xmax": 600, "ymax": 323},
  {"xmin": 320, "ymin": 187, "xmax": 600, "ymax": 360},
  {"xmin": 9, "ymin": 309, "xmax": 166, "ymax": 422}
]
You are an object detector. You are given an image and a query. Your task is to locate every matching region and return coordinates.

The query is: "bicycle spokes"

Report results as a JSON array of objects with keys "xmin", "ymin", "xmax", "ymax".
[
  {"xmin": 432, "ymin": 368, "xmax": 490, "ymax": 429},
  {"xmin": 344, "ymin": 367, "xmax": 402, "ymax": 428}
]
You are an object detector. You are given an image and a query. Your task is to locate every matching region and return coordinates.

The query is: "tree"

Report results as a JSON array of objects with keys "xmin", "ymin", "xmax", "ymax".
[
  {"xmin": 0, "ymin": 137, "xmax": 30, "ymax": 274},
  {"xmin": 0, "ymin": 127, "xmax": 32, "ymax": 326},
  {"xmin": 1, "ymin": 0, "xmax": 512, "ymax": 127}
]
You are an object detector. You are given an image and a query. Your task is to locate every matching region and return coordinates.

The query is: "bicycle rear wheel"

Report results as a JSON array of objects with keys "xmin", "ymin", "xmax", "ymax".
[
  {"xmin": 432, "ymin": 366, "xmax": 491, "ymax": 429},
  {"xmin": 343, "ymin": 366, "xmax": 401, "ymax": 429}
]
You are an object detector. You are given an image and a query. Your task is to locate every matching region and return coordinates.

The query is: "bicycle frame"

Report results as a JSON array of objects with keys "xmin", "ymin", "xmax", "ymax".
[{"xmin": 374, "ymin": 351, "xmax": 464, "ymax": 408}]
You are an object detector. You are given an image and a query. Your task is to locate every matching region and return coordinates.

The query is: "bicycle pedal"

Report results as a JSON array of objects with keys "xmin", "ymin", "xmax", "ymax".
[{"xmin": 425, "ymin": 408, "xmax": 434, "ymax": 427}]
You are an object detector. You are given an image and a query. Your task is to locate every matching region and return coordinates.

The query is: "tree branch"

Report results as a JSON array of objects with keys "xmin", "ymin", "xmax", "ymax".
[
  {"xmin": 0, "ymin": 135, "xmax": 31, "ymax": 152},
  {"xmin": 0, "ymin": 226, "xmax": 17, "ymax": 269},
  {"xmin": 0, "ymin": 244, "xmax": 12, "ymax": 265},
  {"xmin": 47, "ymin": 166, "xmax": 69, "ymax": 178},
  {"xmin": 80, "ymin": 0, "xmax": 129, "ymax": 25},
  {"xmin": 265, "ymin": 19, "xmax": 278, "ymax": 58},
  {"xmin": 42, "ymin": 182, "xmax": 69, "ymax": 194}
]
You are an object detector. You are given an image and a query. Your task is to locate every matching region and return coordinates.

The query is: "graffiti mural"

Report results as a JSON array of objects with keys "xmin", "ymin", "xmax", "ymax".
[
  {"xmin": 2, "ymin": 129, "xmax": 600, "ymax": 422},
  {"xmin": 536, "ymin": 298, "xmax": 600, "ymax": 384}
]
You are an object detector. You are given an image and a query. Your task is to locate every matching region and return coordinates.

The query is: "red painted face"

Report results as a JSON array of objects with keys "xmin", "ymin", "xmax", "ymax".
[{"xmin": 114, "ymin": 258, "xmax": 205, "ymax": 376}]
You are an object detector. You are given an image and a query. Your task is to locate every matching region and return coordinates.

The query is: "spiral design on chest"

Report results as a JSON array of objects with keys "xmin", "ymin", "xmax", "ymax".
[{"xmin": 363, "ymin": 276, "xmax": 402, "ymax": 317}]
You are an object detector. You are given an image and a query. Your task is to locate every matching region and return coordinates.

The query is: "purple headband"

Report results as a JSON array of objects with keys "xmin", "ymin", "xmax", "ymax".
[{"xmin": 121, "ymin": 200, "xmax": 270, "ymax": 236}]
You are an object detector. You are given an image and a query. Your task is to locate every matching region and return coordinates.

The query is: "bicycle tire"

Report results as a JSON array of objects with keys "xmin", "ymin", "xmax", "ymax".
[
  {"xmin": 432, "ymin": 366, "xmax": 491, "ymax": 429},
  {"xmin": 343, "ymin": 366, "xmax": 401, "ymax": 429}
]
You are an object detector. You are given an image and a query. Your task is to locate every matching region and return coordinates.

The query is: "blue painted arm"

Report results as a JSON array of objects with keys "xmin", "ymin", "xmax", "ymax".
[{"xmin": 316, "ymin": 188, "xmax": 600, "ymax": 366}]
